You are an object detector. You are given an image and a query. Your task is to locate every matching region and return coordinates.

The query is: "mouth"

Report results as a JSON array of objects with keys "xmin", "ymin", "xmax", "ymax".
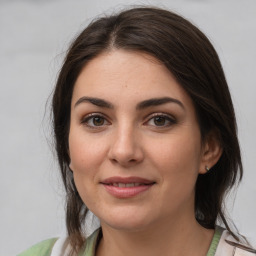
[
  {"xmin": 106, "ymin": 182, "xmax": 151, "ymax": 188},
  {"xmin": 100, "ymin": 176, "xmax": 155, "ymax": 198}
]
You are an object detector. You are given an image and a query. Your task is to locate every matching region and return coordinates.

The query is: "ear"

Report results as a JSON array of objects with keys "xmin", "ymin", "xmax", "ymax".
[{"xmin": 199, "ymin": 130, "xmax": 223, "ymax": 174}]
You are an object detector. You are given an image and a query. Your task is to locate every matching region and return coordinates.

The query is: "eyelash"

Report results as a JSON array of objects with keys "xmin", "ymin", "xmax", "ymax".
[
  {"xmin": 80, "ymin": 113, "xmax": 110, "ymax": 129},
  {"xmin": 145, "ymin": 113, "xmax": 176, "ymax": 128},
  {"xmin": 80, "ymin": 113, "xmax": 176, "ymax": 129}
]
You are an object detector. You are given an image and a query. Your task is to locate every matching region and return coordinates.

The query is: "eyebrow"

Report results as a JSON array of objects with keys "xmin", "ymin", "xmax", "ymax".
[
  {"xmin": 136, "ymin": 97, "xmax": 184, "ymax": 110},
  {"xmin": 74, "ymin": 97, "xmax": 114, "ymax": 109},
  {"xmin": 74, "ymin": 96, "xmax": 184, "ymax": 110}
]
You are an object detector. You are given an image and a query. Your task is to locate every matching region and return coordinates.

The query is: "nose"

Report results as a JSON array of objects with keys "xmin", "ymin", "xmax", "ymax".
[{"xmin": 108, "ymin": 125, "xmax": 144, "ymax": 167}]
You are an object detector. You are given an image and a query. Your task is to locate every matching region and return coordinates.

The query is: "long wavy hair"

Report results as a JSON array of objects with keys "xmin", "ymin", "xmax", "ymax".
[{"xmin": 52, "ymin": 6, "xmax": 243, "ymax": 253}]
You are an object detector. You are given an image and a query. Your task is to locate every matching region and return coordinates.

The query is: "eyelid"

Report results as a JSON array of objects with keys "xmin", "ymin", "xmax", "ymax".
[
  {"xmin": 80, "ymin": 113, "xmax": 110, "ymax": 128},
  {"xmin": 144, "ymin": 112, "xmax": 177, "ymax": 127},
  {"xmin": 79, "ymin": 112, "xmax": 176, "ymax": 129}
]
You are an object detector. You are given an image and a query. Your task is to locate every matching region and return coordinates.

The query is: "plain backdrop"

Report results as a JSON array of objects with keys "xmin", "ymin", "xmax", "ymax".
[{"xmin": 0, "ymin": 0, "xmax": 255, "ymax": 255}]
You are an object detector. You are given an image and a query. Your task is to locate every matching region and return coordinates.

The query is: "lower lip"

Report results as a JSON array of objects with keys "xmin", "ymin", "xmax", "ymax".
[{"xmin": 102, "ymin": 184, "xmax": 154, "ymax": 198}]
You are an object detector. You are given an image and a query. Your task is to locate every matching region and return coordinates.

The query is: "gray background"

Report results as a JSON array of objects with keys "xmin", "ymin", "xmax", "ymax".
[{"xmin": 0, "ymin": 0, "xmax": 255, "ymax": 255}]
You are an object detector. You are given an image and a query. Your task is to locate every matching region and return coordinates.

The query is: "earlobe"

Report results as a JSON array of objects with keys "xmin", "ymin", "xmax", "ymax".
[
  {"xmin": 205, "ymin": 166, "xmax": 210, "ymax": 172},
  {"xmin": 199, "ymin": 131, "xmax": 223, "ymax": 174}
]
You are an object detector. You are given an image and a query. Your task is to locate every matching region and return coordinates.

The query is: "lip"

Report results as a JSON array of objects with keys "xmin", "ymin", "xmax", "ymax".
[
  {"xmin": 100, "ymin": 176, "xmax": 155, "ymax": 198},
  {"xmin": 101, "ymin": 176, "xmax": 154, "ymax": 184}
]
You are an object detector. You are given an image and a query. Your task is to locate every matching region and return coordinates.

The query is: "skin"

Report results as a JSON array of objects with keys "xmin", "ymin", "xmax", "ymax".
[{"xmin": 69, "ymin": 50, "xmax": 222, "ymax": 256}]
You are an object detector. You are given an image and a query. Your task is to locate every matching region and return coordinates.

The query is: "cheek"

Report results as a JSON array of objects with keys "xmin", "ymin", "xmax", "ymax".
[
  {"xmin": 147, "ymin": 132, "xmax": 202, "ymax": 183},
  {"xmin": 68, "ymin": 132, "xmax": 107, "ymax": 205},
  {"xmin": 149, "ymin": 135, "xmax": 202, "ymax": 212},
  {"xmin": 69, "ymin": 130, "xmax": 107, "ymax": 172}
]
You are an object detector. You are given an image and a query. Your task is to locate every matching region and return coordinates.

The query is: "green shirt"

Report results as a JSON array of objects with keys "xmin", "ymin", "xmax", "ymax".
[
  {"xmin": 17, "ymin": 238, "xmax": 58, "ymax": 256},
  {"xmin": 18, "ymin": 226, "xmax": 223, "ymax": 256},
  {"xmin": 206, "ymin": 226, "xmax": 223, "ymax": 256}
]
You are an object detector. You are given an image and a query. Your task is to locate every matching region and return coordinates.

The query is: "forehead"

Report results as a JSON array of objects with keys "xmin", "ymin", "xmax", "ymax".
[{"xmin": 72, "ymin": 50, "xmax": 194, "ymax": 110}]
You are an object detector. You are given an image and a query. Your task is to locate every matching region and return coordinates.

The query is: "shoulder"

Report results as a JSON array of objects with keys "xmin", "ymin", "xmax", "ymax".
[
  {"xmin": 216, "ymin": 228, "xmax": 256, "ymax": 256},
  {"xmin": 20, "ymin": 229, "xmax": 102, "ymax": 256},
  {"xmin": 17, "ymin": 238, "xmax": 58, "ymax": 256}
]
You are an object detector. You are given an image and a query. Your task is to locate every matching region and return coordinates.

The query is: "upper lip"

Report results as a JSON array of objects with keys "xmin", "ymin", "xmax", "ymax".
[{"xmin": 101, "ymin": 176, "xmax": 155, "ymax": 185}]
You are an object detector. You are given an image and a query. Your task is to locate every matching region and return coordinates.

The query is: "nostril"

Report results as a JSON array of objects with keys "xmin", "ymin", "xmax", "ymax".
[
  {"xmin": 107, "ymin": 140, "xmax": 144, "ymax": 166},
  {"xmin": 109, "ymin": 156, "xmax": 141, "ymax": 166}
]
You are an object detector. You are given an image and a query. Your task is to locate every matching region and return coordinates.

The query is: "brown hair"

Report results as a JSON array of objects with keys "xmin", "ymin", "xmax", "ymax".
[{"xmin": 52, "ymin": 6, "xmax": 243, "ymax": 253}]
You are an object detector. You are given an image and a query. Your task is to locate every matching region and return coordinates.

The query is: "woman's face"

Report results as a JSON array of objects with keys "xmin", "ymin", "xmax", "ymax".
[{"xmin": 69, "ymin": 50, "xmax": 208, "ymax": 231}]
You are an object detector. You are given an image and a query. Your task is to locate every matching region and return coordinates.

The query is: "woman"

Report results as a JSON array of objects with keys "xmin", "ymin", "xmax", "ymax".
[{"xmin": 19, "ymin": 6, "xmax": 255, "ymax": 256}]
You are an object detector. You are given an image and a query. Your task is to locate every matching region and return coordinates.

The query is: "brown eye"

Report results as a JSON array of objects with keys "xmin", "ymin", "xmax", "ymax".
[
  {"xmin": 154, "ymin": 116, "xmax": 166, "ymax": 126},
  {"xmin": 92, "ymin": 116, "xmax": 105, "ymax": 126},
  {"xmin": 146, "ymin": 114, "xmax": 176, "ymax": 128},
  {"xmin": 81, "ymin": 114, "xmax": 109, "ymax": 128}
]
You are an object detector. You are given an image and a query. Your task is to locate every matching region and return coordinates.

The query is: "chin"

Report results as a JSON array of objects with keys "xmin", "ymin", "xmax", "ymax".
[
  {"xmin": 104, "ymin": 221, "xmax": 151, "ymax": 232},
  {"xmin": 99, "ymin": 210, "xmax": 155, "ymax": 232}
]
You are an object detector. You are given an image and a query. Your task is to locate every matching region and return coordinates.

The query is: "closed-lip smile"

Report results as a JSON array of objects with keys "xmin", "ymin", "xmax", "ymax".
[{"xmin": 100, "ymin": 176, "xmax": 155, "ymax": 198}]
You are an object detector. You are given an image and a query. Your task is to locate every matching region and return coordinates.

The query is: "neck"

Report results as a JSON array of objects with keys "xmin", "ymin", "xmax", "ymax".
[{"xmin": 96, "ymin": 214, "xmax": 214, "ymax": 256}]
